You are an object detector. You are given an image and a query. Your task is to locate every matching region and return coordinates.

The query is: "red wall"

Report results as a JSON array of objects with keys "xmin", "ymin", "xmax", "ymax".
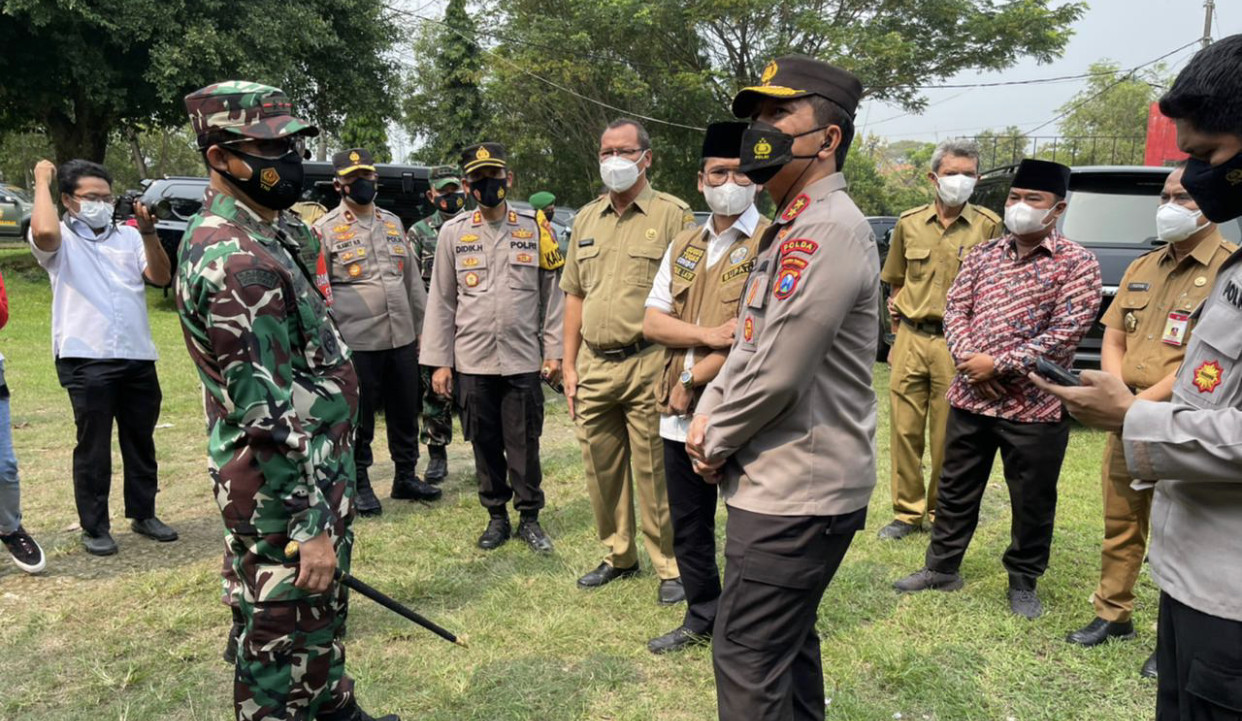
[{"xmin": 1146, "ymin": 102, "xmax": 1189, "ymax": 167}]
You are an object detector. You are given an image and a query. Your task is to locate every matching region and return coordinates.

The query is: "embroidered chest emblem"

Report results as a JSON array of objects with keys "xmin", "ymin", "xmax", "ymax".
[{"xmin": 1193, "ymin": 360, "xmax": 1224, "ymax": 393}]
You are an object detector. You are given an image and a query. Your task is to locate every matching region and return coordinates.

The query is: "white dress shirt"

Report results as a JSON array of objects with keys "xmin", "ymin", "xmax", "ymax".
[
  {"xmin": 29, "ymin": 216, "xmax": 158, "ymax": 361},
  {"xmin": 645, "ymin": 204, "xmax": 760, "ymax": 442}
]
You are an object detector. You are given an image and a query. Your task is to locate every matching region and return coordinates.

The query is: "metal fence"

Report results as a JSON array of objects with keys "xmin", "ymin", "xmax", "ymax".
[{"xmin": 971, "ymin": 135, "xmax": 1146, "ymax": 171}]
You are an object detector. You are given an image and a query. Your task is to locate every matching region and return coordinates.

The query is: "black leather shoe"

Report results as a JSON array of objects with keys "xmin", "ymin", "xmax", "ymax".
[
  {"xmin": 647, "ymin": 625, "xmax": 710, "ymax": 654},
  {"xmin": 477, "ymin": 516, "xmax": 511, "ymax": 550},
  {"xmin": 132, "ymin": 517, "xmax": 179, "ymax": 542},
  {"xmin": 391, "ymin": 474, "xmax": 442, "ymax": 501},
  {"xmin": 1066, "ymin": 617, "xmax": 1135, "ymax": 647},
  {"xmin": 1140, "ymin": 651, "xmax": 1158, "ymax": 679},
  {"xmin": 577, "ymin": 562, "xmax": 639, "ymax": 588},
  {"xmin": 1008, "ymin": 588, "xmax": 1044, "ymax": 619},
  {"xmin": 83, "ymin": 531, "xmax": 118, "ymax": 556},
  {"xmin": 516, "ymin": 518, "xmax": 554, "ymax": 553},
  {"xmin": 658, "ymin": 578, "xmax": 686, "ymax": 605},
  {"xmin": 893, "ymin": 567, "xmax": 963, "ymax": 593},
  {"xmin": 424, "ymin": 446, "xmax": 448, "ymax": 484},
  {"xmin": 877, "ymin": 520, "xmax": 920, "ymax": 540},
  {"xmin": 354, "ymin": 485, "xmax": 383, "ymax": 517}
]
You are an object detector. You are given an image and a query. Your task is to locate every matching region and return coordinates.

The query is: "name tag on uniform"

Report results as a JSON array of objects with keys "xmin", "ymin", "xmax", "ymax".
[{"xmin": 1162, "ymin": 311, "xmax": 1190, "ymax": 346}]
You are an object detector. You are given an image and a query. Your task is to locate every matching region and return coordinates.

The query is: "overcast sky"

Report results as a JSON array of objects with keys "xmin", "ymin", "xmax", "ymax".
[{"xmin": 856, "ymin": 0, "xmax": 1236, "ymax": 142}]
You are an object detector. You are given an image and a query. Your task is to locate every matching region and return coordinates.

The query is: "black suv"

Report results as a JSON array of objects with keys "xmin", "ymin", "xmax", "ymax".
[{"xmin": 973, "ymin": 164, "xmax": 1242, "ymax": 367}]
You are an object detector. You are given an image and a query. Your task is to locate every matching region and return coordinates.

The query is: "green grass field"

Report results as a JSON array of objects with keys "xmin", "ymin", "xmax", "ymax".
[{"xmin": 0, "ymin": 246, "xmax": 1157, "ymax": 720}]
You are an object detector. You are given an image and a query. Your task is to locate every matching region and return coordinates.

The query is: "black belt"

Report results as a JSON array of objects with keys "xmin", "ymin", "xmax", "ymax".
[
  {"xmin": 586, "ymin": 339, "xmax": 654, "ymax": 361},
  {"xmin": 900, "ymin": 317, "xmax": 944, "ymax": 336}
]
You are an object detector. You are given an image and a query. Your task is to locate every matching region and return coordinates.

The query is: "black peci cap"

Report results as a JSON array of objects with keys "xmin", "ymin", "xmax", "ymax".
[
  {"xmin": 1011, "ymin": 159, "xmax": 1072, "ymax": 197},
  {"xmin": 732, "ymin": 55, "xmax": 863, "ymax": 120}
]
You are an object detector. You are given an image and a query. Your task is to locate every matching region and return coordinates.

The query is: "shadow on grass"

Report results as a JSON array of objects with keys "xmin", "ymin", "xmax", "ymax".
[{"xmin": 446, "ymin": 653, "xmax": 639, "ymax": 721}]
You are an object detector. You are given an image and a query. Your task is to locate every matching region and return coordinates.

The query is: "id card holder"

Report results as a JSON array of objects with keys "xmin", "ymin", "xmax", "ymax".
[{"xmin": 1162, "ymin": 311, "xmax": 1190, "ymax": 346}]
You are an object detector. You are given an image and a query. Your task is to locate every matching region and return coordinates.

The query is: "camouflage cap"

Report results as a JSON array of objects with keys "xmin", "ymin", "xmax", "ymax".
[
  {"xmin": 184, "ymin": 80, "xmax": 319, "ymax": 149},
  {"xmin": 430, "ymin": 164, "xmax": 461, "ymax": 190}
]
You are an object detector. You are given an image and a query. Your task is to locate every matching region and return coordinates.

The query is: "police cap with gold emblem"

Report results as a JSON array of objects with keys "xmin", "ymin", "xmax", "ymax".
[
  {"xmin": 731, "ymin": 55, "xmax": 863, "ymax": 120},
  {"xmin": 332, "ymin": 148, "xmax": 376, "ymax": 176},
  {"xmin": 461, "ymin": 142, "xmax": 507, "ymax": 174}
]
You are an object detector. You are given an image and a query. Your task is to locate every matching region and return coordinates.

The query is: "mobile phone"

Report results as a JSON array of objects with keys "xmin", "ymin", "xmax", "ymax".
[
  {"xmin": 1035, "ymin": 357, "xmax": 1081, "ymax": 387},
  {"xmin": 542, "ymin": 376, "xmax": 564, "ymax": 395}
]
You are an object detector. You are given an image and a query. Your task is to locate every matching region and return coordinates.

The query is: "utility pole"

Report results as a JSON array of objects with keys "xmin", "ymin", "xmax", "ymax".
[{"xmin": 1203, "ymin": 0, "xmax": 1215, "ymax": 49}]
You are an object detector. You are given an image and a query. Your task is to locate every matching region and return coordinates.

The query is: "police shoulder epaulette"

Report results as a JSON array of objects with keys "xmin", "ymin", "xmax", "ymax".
[{"xmin": 899, "ymin": 204, "xmax": 932, "ymax": 219}]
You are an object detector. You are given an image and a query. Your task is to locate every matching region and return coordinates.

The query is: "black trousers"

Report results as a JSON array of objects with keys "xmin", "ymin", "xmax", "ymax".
[
  {"xmin": 664, "ymin": 438, "xmax": 721, "ymax": 634},
  {"xmin": 352, "ymin": 343, "xmax": 420, "ymax": 488},
  {"xmin": 1157, "ymin": 592, "xmax": 1242, "ymax": 720},
  {"xmin": 924, "ymin": 407, "xmax": 1070, "ymax": 590},
  {"xmin": 55, "ymin": 358, "xmax": 162, "ymax": 536},
  {"xmin": 713, "ymin": 506, "xmax": 865, "ymax": 721},
  {"xmin": 457, "ymin": 372, "xmax": 544, "ymax": 516}
]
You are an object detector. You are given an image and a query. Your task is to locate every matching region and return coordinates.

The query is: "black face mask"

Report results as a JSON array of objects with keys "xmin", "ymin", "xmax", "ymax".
[
  {"xmin": 343, "ymin": 177, "xmax": 377, "ymax": 205},
  {"xmin": 470, "ymin": 177, "xmax": 508, "ymax": 208},
  {"xmin": 218, "ymin": 148, "xmax": 304, "ymax": 211},
  {"xmin": 1181, "ymin": 153, "xmax": 1242, "ymax": 223},
  {"xmin": 738, "ymin": 121, "xmax": 830, "ymax": 185},
  {"xmin": 435, "ymin": 191, "xmax": 466, "ymax": 215}
]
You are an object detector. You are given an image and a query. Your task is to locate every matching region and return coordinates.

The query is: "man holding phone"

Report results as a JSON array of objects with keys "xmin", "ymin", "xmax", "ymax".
[
  {"xmin": 893, "ymin": 159, "xmax": 1102, "ymax": 619},
  {"xmin": 420, "ymin": 142, "xmax": 565, "ymax": 554}
]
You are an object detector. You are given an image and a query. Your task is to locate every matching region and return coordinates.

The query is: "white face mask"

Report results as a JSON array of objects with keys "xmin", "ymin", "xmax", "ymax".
[
  {"xmin": 1004, "ymin": 201, "xmax": 1057, "ymax": 236},
  {"xmin": 600, "ymin": 154, "xmax": 644, "ymax": 193},
  {"xmin": 703, "ymin": 181, "xmax": 756, "ymax": 217},
  {"xmin": 936, "ymin": 174, "xmax": 977, "ymax": 207},
  {"xmin": 1155, "ymin": 202, "xmax": 1204, "ymax": 243},
  {"xmin": 74, "ymin": 200, "xmax": 114, "ymax": 230}
]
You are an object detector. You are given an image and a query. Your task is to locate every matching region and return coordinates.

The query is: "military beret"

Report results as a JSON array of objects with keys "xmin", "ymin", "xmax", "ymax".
[{"xmin": 529, "ymin": 191, "xmax": 556, "ymax": 210}]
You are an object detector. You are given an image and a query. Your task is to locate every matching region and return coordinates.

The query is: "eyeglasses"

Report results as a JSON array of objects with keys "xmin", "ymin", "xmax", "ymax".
[
  {"xmin": 598, "ymin": 147, "xmax": 646, "ymax": 160},
  {"xmin": 74, "ymin": 193, "xmax": 115, "ymax": 204},
  {"xmin": 220, "ymin": 136, "xmax": 309, "ymax": 160},
  {"xmin": 703, "ymin": 168, "xmax": 753, "ymax": 187}
]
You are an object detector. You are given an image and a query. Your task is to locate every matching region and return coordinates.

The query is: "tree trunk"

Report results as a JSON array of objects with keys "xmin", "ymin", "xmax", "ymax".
[
  {"xmin": 45, "ymin": 115, "xmax": 110, "ymax": 165},
  {"xmin": 127, "ymin": 127, "xmax": 148, "ymax": 180}
]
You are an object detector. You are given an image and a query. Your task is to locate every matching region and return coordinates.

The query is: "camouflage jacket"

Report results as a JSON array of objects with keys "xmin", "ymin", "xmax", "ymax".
[
  {"xmin": 176, "ymin": 188, "xmax": 360, "ymax": 566},
  {"xmin": 407, "ymin": 211, "xmax": 456, "ymax": 289}
]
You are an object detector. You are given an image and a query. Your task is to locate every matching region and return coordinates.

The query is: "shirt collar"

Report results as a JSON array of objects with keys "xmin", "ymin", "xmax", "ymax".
[
  {"xmin": 600, "ymin": 182, "xmax": 656, "ymax": 217},
  {"xmin": 204, "ymin": 187, "xmax": 280, "ymax": 241},
  {"xmin": 774, "ymin": 173, "xmax": 846, "ymax": 225},
  {"xmin": 1003, "ymin": 228, "xmax": 1063, "ymax": 258},
  {"xmin": 1161, "ymin": 229, "xmax": 1226, "ymax": 267},
  {"xmin": 926, "ymin": 203, "xmax": 979, "ymax": 227},
  {"xmin": 705, "ymin": 203, "xmax": 760, "ymax": 243},
  {"xmin": 63, "ymin": 213, "xmax": 117, "ymax": 241}
]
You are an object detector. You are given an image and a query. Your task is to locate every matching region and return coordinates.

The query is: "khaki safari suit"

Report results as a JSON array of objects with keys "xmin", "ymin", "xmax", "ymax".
[
  {"xmin": 560, "ymin": 183, "xmax": 696, "ymax": 579},
  {"xmin": 880, "ymin": 203, "xmax": 1001, "ymax": 525},
  {"xmin": 1093, "ymin": 231, "xmax": 1236, "ymax": 624}
]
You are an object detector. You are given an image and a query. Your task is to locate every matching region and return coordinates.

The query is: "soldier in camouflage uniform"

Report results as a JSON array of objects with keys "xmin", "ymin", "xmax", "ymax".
[
  {"xmin": 177, "ymin": 80, "xmax": 397, "ymax": 721},
  {"xmin": 406, "ymin": 165, "xmax": 465, "ymax": 483}
]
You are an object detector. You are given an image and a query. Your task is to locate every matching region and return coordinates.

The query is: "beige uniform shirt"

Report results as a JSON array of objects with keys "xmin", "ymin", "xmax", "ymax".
[
  {"xmin": 697, "ymin": 174, "xmax": 880, "ymax": 517},
  {"xmin": 314, "ymin": 204, "xmax": 426, "ymax": 352},
  {"xmin": 560, "ymin": 184, "xmax": 696, "ymax": 348},
  {"xmin": 1101, "ymin": 231, "xmax": 1237, "ymax": 390},
  {"xmin": 420, "ymin": 206, "xmax": 565, "ymax": 375},
  {"xmin": 881, "ymin": 203, "xmax": 1001, "ymax": 322}
]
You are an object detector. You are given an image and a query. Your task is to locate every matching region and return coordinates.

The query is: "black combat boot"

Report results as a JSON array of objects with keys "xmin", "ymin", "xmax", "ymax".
[
  {"xmin": 478, "ymin": 513, "xmax": 511, "ymax": 550},
  {"xmin": 354, "ymin": 469, "xmax": 382, "ymax": 517},
  {"xmin": 424, "ymin": 445, "xmax": 448, "ymax": 484},
  {"xmin": 391, "ymin": 472, "xmax": 442, "ymax": 502},
  {"xmin": 316, "ymin": 699, "xmax": 400, "ymax": 721}
]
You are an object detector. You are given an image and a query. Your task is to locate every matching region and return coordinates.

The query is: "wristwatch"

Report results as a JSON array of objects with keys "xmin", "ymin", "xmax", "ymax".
[{"xmin": 679, "ymin": 370, "xmax": 694, "ymax": 389}]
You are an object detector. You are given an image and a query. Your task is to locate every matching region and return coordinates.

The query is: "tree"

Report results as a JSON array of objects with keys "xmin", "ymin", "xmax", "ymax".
[
  {"xmin": 972, "ymin": 127, "xmax": 1033, "ymax": 170},
  {"xmin": 1053, "ymin": 60, "xmax": 1166, "ymax": 166},
  {"xmin": 474, "ymin": 0, "xmax": 1086, "ymax": 207},
  {"xmin": 0, "ymin": 0, "xmax": 399, "ymax": 165},
  {"xmin": 402, "ymin": 0, "xmax": 487, "ymax": 165},
  {"xmin": 338, "ymin": 113, "xmax": 393, "ymax": 162}
]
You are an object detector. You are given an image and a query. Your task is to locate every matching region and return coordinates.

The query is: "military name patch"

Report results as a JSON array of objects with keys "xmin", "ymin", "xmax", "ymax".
[
  {"xmin": 456, "ymin": 243, "xmax": 483, "ymax": 254},
  {"xmin": 780, "ymin": 238, "xmax": 819, "ymax": 257},
  {"xmin": 673, "ymin": 266, "xmax": 697, "ymax": 282},
  {"xmin": 721, "ymin": 259, "xmax": 755, "ymax": 283},
  {"xmin": 1193, "ymin": 360, "xmax": 1224, "ymax": 393},
  {"xmin": 1128, "ymin": 282, "xmax": 1150, "ymax": 291},
  {"xmin": 779, "ymin": 194, "xmax": 810, "ymax": 223},
  {"xmin": 578, "ymin": 238, "xmax": 595, "ymax": 247},
  {"xmin": 773, "ymin": 268, "xmax": 801, "ymax": 300},
  {"xmin": 236, "ymin": 268, "xmax": 280, "ymax": 289}
]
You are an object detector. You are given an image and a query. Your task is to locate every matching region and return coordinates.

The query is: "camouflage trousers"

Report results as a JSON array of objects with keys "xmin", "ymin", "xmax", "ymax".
[{"xmin": 419, "ymin": 364, "xmax": 454, "ymax": 448}]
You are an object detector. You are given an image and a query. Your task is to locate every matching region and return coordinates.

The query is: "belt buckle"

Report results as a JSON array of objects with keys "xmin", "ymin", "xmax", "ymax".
[{"xmin": 601, "ymin": 347, "xmax": 625, "ymax": 361}]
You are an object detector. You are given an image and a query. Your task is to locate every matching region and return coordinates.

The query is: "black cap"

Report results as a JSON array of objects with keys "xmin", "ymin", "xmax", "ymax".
[
  {"xmin": 461, "ymin": 142, "xmax": 507, "ymax": 174},
  {"xmin": 332, "ymin": 148, "xmax": 376, "ymax": 176},
  {"xmin": 1011, "ymin": 159, "xmax": 1072, "ymax": 197},
  {"xmin": 732, "ymin": 55, "xmax": 863, "ymax": 120},
  {"xmin": 701, "ymin": 122, "xmax": 749, "ymax": 160}
]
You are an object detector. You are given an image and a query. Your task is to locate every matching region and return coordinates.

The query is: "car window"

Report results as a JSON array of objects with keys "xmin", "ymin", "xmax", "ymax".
[{"xmin": 1059, "ymin": 191, "xmax": 1165, "ymax": 245}]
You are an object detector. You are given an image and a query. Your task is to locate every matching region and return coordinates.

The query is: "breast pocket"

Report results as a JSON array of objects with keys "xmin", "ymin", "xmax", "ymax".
[
  {"xmin": 1116, "ymin": 291, "xmax": 1150, "ymax": 335},
  {"xmin": 904, "ymin": 246, "xmax": 932, "ymax": 282},
  {"xmin": 330, "ymin": 242, "xmax": 371, "ymax": 283},
  {"xmin": 575, "ymin": 242, "xmax": 601, "ymax": 291},
  {"xmin": 386, "ymin": 236, "xmax": 409, "ymax": 276},
  {"xmin": 1175, "ymin": 303, "xmax": 1242, "ymax": 408},
  {"xmin": 456, "ymin": 253, "xmax": 488, "ymax": 295},
  {"xmin": 625, "ymin": 241, "xmax": 666, "ymax": 287},
  {"xmin": 508, "ymin": 250, "xmax": 538, "ymax": 291}
]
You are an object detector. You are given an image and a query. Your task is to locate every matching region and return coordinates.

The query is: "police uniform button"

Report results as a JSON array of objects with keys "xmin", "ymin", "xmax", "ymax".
[{"xmin": 1195, "ymin": 276, "xmax": 1207, "ymax": 287}]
